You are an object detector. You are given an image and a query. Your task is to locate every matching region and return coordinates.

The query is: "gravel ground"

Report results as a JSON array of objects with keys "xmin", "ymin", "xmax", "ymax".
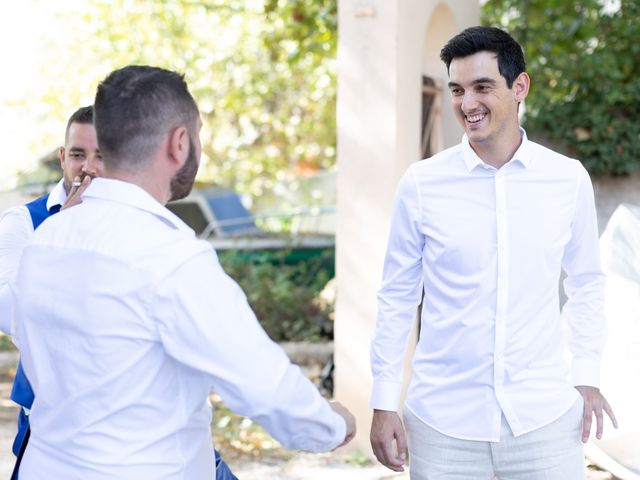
[
  {"xmin": 227, "ymin": 453, "xmax": 409, "ymax": 480},
  {"xmin": 224, "ymin": 455, "xmax": 614, "ymax": 480}
]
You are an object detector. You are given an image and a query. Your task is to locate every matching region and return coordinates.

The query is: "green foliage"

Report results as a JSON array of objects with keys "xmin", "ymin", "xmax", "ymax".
[
  {"xmin": 218, "ymin": 249, "xmax": 334, "ymax": 342},
  {"xmin": 344, "ymin": 450, "xmax": 375, "ymax": 467},
  {"xmin": 22, "ymin": 0, "xmax": 337, "ymax": 195},
  {"xmin": 0, "ymin": 333, "xmax": 17, "ymax": 351},
  {"xmin": 211, "ymin": 393, "xmax": 292, "ymax": 460},
  {"xmin": 482, "ymin": 0, "xmax": 640, "ymax": 175}
]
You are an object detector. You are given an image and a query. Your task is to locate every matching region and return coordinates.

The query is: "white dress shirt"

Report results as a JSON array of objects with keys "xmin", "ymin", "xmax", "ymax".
[
  {"xmin": 11, "ymin": 178, "xmax": 345, "ymax": 480},
  {"xmin": 371, "ymin": 130, "xmax": 606, "ymax": 441},
  {"xmin": 0, "ymin": 180, "xmax": 66, "ymax": 334}
]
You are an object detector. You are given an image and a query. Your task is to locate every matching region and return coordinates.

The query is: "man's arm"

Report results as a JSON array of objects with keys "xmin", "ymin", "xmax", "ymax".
[
  {"xmin": 370, "ymin": 166, "xmax": 424, "ymax": 471},
  {"xmin": 153, "ymin": 247, "xmax": 354, "ymax": 452},
  {"xmin": 562, "ymin": 163, "xmax": 617, "ymax": 441},
  {"xmin": 0, "ymin": 207, "xmax": 33, "ymax": 335}
]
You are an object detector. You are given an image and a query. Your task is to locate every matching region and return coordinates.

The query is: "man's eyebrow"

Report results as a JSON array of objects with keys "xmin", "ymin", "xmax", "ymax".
[
  {"xmin": 67, "ymin": 146, "xmax": 86, "ymax": 152},
  {"xmin": 472, "ymin": 77, "xmax": 496, "ymax": 85},
  {"xmin": 448, "ymin": 78, "xmax": 497, "ymax": 89}
]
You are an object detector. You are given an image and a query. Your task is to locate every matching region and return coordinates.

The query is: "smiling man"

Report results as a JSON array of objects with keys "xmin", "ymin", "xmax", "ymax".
[{"xmin": 369, "ymin": 26, "xmax": 616, "ymax": 479}]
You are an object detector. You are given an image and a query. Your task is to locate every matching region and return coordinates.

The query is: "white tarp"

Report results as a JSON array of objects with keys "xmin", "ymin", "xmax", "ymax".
[{"xmin": 586, "ymin": 204, "xmax": 640, "ymax": 480}]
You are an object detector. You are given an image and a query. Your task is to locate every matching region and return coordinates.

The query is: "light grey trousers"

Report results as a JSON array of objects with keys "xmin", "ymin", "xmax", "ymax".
[{"xmin": 403, "ymin": 399, "xmax": 585, "ymax": 480}]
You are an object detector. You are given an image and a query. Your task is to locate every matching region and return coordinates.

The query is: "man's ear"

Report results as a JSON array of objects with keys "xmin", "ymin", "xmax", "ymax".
[
  {"xmin": 58, "ymin": 146, "xmax": 66, "ymax": 169},
  {"xmin": 167, "ymin": 126, "xmax": 190, "ymax": 169},
  {"xmin": 513, "ymin": 71, "xmax": 530, "ymax": 103}
]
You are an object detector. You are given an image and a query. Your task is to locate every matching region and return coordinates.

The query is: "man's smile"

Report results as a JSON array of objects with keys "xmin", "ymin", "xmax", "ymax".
[{"xmin": 465, "ymin": 112, "xmax": 487, "ymax": 125}]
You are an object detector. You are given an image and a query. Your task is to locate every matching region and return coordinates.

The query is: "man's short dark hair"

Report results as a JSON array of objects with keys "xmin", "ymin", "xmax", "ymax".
[
  {"xmin": 65, "ymin": 105, "xmax": 93, "ymax": 143},
  {"xmin": 94, "ymin": 65, "xmax": 199, "ymax": 171},
  {"xmin": 440, "ymin": 26, "xmax": 526, "ymax": 88}
]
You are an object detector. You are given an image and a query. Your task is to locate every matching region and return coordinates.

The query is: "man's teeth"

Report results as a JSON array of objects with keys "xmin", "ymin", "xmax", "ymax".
[{"xmin": 466, "ymin": 113, "xmax": 485, "ymax": 123}]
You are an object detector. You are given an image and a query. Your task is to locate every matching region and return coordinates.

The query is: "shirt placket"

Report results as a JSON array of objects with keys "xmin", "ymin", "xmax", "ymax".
[{"xmin": 493, "ymin": 168, "xmax": 509, "ymax": 438}]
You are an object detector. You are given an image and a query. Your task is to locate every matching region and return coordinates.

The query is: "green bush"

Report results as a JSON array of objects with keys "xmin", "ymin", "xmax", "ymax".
[
  {"xmin": 218, "ymin": 250, "xmax": 334, "ymax": 342},
  {"xmin": 0, "ymin": 334, "xmax": 17, "ymax": 352}
]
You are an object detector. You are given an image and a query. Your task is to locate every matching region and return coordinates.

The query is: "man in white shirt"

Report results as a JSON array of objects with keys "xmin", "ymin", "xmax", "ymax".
[
  {"xmin": 10, "ymin": 65, "xmax": 355, "ymax": 480},
  {"xmin": 1, "ymin": 105, "xmax": 239, "ymax": 480},
  {"xmin": 369, "ymin": 26, "xmax": 616, "ymax": 479},
  {"xmin": 0, "ymin": 106, "xmax": 102, "ymax": 479},
  {"xmin": 2, "ymin": 106, "xmax": 241, "ymax": 480}
]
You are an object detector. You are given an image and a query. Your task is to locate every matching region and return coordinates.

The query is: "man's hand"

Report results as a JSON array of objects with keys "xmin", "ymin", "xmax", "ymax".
[
  {"xmin": 575, "ymin": 385, "xmax": 618, "ymax": 443},
  {"xmin": 330, "ymin": 401, "xmax": 356, "ymax": 448},
  {"xmin": 370, "ymin": 409, "xmax": 407, "ymax": 472},
  {"xmin": 61, "ymin": 175, "xmax": 92, "ymax": 211}
]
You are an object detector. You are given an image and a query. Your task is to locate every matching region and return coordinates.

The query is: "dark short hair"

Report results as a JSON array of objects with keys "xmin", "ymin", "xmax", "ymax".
[
  {"xmin": 94, "ymin": 65, "xmax": 199, "ymax": 171},
  {"xmin": 440, "ymin": 26, "xmax": 526, "ymax": 88},
  {"xmin": 65, "ymin": 105, "xmax": 93, "ymax": 143}
]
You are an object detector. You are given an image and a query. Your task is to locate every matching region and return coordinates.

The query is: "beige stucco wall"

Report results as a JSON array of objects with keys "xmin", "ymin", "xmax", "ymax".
[{"xmin": 334, "ymin": 0, "xmax": 480, "ymax": 456}]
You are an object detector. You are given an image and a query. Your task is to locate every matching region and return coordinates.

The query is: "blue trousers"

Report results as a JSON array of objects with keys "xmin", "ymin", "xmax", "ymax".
[{"xmin": 215, "ymin": 449, "xmax": 239, "ymax": 480}]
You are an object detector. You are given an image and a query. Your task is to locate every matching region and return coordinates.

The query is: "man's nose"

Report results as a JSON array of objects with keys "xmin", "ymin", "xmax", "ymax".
[
  {"xmin": 461, "ymin": 92, "xmax": 479, "ymax": 112},
  {"xmin": 82, "ymin": 155, "xmax": 103, "ymax": 177}
]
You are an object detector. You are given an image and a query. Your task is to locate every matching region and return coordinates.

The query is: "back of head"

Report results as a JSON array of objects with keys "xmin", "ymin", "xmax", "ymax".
[
  {"xmin": 94, "ymin": 65, "xmax": 199, "ymax": 172},
  {"xmin": 440, "ymin": 26, "xmax": 526, "ymax": 88},
  {"xmin": 65, "ymin": 105, "xmax": 93, "ymax": 143}
]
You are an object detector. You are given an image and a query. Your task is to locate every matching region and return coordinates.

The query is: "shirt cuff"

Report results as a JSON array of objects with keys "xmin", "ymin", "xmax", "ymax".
[
  {"xmin": 572, "ymin": 358, "xmax": 601, "ymax": 388},
  {"xmin": 370, "ymin": 380, "xmax": 403, "ymax": 411},
  {"xmin": 291, "ymin": 407, "xmax": 347, "ymax": 452},
  {"xmin": 330, "ymin": 411, "xmax": 347, "ymax": 449}
]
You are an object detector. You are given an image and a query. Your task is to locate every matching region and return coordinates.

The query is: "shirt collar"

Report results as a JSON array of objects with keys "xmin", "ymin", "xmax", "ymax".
[
  {"xmin": 82, "ymin": 177, "xmax": 195, "ymax": 235},
  {"xmin": 461, "ymin": 127, "xmax": 532, "ymax": 172},
  {"xmin": 47, "ymin": 179, "xmax": 67, "ymax": 211}
]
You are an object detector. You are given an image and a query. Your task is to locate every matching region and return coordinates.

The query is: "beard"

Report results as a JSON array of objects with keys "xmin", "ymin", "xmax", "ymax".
[{"xmin": 169, "ymin": 136, "xmax": 199, "ymax": 202}]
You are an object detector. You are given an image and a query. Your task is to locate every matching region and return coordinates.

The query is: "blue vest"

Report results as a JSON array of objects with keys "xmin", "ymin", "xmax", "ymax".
[{"xmin": 10, "ymin": 193, "xmax": 59, "ymax": 457}]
